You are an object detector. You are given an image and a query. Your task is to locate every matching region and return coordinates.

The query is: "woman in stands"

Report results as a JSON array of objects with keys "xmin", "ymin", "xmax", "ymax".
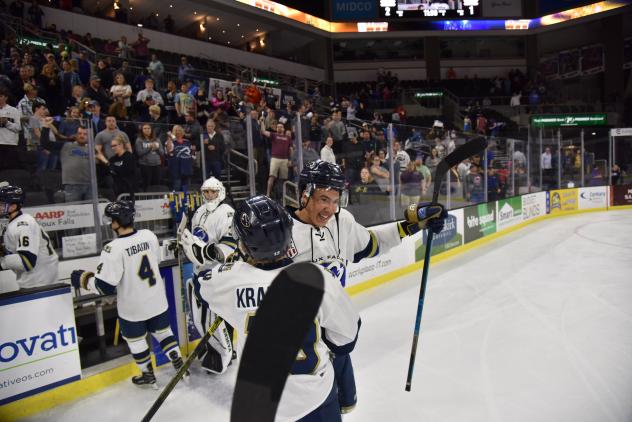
[
  {"xmin": 165, "ymin": 125, "xmax": 194, "ymax": 192},
  {"xmin": 110, "ymin": 73, "xmax": 132, "ymax": 110},
  {"xmin": 135, "ymin": 124, "xmax": 164, "ymax": 191},
  {"xmin": 96, "ymin": 134, "xmax": 137, "ymax": 200}
]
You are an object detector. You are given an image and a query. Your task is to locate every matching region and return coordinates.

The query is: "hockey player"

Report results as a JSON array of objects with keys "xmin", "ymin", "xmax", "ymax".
[
  {"xmin": 179, "ymin": 177, "xmax": 237, "ymax": 374},
  {"xmin": 196, "ymin": 195, "xmax": 360, "ymax": 422},
  {"xmin": 0, "ymin": 185, "xmax": 59, "ymax": 289},
  {"xmin": 71, "ymin": 201, "xmax": 185, "ymax": 388},
  {"xmin": 289, "ymin": 159, "xmax": 447, "ymax": 413}
]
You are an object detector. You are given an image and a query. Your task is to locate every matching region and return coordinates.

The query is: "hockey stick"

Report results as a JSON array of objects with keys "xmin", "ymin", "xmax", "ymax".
[
  {"xmin": 141, "ymin": 316, "xmax": 224, "ymax": 422},
  {"xmin": 231, "ymin": 262, "xmax": 325, "ymax": 422},
  {"xmin": 405, "ymin": 136, "xmax": 488, "ymax": 392}
]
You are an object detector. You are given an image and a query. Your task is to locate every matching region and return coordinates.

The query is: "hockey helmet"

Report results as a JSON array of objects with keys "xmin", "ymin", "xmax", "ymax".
[
  {"xmin": 0, "ymin": 184, "xmax": 25, "ymax": 217},
  {"xmin": 298, "ymin": 160, "xmax": 348, "ymax": 209},
  {"xmin": 103, "ymin": 200, "xmax": 135, "ymax": 227},
  {"xmin": 232, "ymin": 195, "xmax": 293, "ymax": 261},
  {"xmin": 201, "ymin": 177, "xmax": 225, "ymax": 212}
]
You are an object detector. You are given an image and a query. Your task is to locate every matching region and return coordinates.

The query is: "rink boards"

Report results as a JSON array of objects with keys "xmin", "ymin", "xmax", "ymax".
[{"xmin": 0, "ymin": 185, "xmax": 622, "ymax": 420}]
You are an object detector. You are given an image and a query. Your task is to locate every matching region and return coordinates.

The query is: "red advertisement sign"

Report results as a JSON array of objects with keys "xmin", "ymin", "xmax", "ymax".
[{"xmin": 611, "ymin": 184, "xmax": 632, "ymax": 206}]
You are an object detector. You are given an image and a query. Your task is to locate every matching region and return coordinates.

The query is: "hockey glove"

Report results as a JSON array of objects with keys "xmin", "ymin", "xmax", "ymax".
[
  {"xmin": 71, "ymin": 270, "xmax": 94, "ymax": 289},
  {"xmin": 180, "ymin": 228, "xmax": 217, "ymax": 267},
  {"xmin": 399, "ymin": 202, "xmax": 447, "ymax": 236}
]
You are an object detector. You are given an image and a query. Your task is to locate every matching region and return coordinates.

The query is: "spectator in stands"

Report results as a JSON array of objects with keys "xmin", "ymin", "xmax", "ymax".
[
  {"xmin": 465, "ymin": 162, "xmax": 484, "ymax": 203},
  {"xmin": 415, "ymin": 157, "xmax": 432, "ymax": 197},
  {"xmin": 487, "ymin": 166, "xmax": 500, "ymax": 201},
  {"xmin": 261, "ymin": 122, "xmax": 292, "ymax": 198},
  {"xmin": 87, "ymin": 100, "xmax": 106, "ymax": 135},
  {"xmin": 175, "ymin": 82, "xmax": 195, "ymax": 121},
  {"xmin": 39, "ymin": 119, "xmax": 93, "ymax": 201},
  {"xmin": 183, "ymin": 112, "xmax": 202, "ymax": 148},
  {"xmin": 475, "ymin": 113, "xmax": 487, "ymax": 135},
  {"xmin": 291, "ymin": 137, "xmax": 319, "ymax": 179},
  {"xmin": 0, "ymin": 88, "xmax": 21, "ymax": 169},
  {"xmin": 76, "ymin": 51, "xmax": 91, "ymax": 85},
  {"xmin": 96, "ymin": 134, "xmax": 136, "ymax": 199},
  {"xmin": 116, "ymin": 35, "xmax": 132, "ymax": 60},
  {"xmin": 178, "ymin": 56, "xmax": 194, "ymax": 84},
  {"xmin": 370, "ymin": 154, "xmax": 391, "ymax": 193},
  {"xmin": 195, "ymin": 86, "xmax": 210, "ymax": 124},
  {"xmin": 110, "ymin": 73, "xmax": 132, "ymax": 109},
  {"xmin": 201, "ymin": 119, "xmax": 225, "ymax": 179},
  {"xmin": 59, "ymin": 60, "xmax": 81, "ymax": 108},
  {"xmin": 340, "ymin": 134, "xmax": 364, "ymax": 184},
  {"xmin": 58, "ymin": 106, "xmax": 83, "ymax": 141},
  {"xmin": 513, "ymin": 148, "xmax": 526, "ymax": 168},
  {"xmin": 86, "ymin": 75, "xmax": 111, "ymax": 109},
  {"xmin": 611, "ymin": 164, "xmax": 622, "ymax": 185},
  {"xmin": 95, "ymin": 59, "xmax": 114, "ymax": 90},
  {"xmin": 400, "ymin": 161, "xmax": 423, "ymax": 206},
  {"xmin": 425, "ymin": 147, "xmax": 441, "ymax": 174},
  {"xmin": 446, "ymin": 67, "xmax": 456, "ymax": 80},
  {"xmin": 320, "ymin": 136, "xmax": 335, "ymax": 164},
  {"xmin": 136, "ymin": 78, "xmax": 163, "ymax": 120},
  {"xmin": 95, "ymin": 115, "xmax": 131, "ymax": 161},
  {"xmin": 231, "ymin": 78, "xmax": 243, "ymax": 100},
  {"xmin": 67, "ymin": 84, "xmax": 85, "ymax": 111},
  {"xmin": 37, "ymin": 62, "xmax": 59, "ymax": 113},
  {"xmin": 147, "ymin": 54, "xmax": 164, "ymax": 89},
  {"xmin": 132, "ymin": 33, "xmax": 150, "ymax": 62},
  {"xmin": 17, "ymin": 84, "xmax": 41, "ymax": 146},
  {"xmin": 135, "ymin": 123, "xmax": 164, "ymax": 190},
  {"xmin": 28, "ymin": 101, "xmax": 56, "ymax": 171},
  {"xmin": 328, "ymin": 110, "xmax": 346, "ymax": 152},
  {"xmin": 541, "ymin": 146, "xmax": 553, "ymax": 188},
  {"xmin": 389, "ymin": 140, "xmax": 410, "ymax": 173},
  {"xmin": 510, "ymin": 91, "xmax": 521, "ymax": 115},
  {"xmin": 116, "ymin": 60, "xmax": 136, "ymax": 88},
  {"xmin": 165, "ymin": 125, "xmax": 194, "ymax": 191},
  {"xmin": 355, "ymin": 167, "xmax": 381, "ymax": 197},
  {"xmin": 27, "ymin": 0, "xmax": 44, "ymax": 28}
]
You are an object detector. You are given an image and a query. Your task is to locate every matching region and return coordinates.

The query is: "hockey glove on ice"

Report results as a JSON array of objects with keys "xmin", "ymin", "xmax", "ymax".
[
  {"xmin": 399, "ymin": 202, "xmax": 447, "ymax": 237},
  {"xmin": 71, "ymin": 270, "xmax": 94, "ymax": 289}
]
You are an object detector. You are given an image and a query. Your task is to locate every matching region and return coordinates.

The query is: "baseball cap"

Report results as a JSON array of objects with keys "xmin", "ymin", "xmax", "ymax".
[{"xmin": 90, "ymin": 75, "xmax": 101, "ymax": 81}]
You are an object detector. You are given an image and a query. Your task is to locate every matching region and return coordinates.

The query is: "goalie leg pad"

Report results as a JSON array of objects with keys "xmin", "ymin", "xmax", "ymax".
[{"xmin": 202, "ymin": 315, "xmax": 233, "ymax": 374}]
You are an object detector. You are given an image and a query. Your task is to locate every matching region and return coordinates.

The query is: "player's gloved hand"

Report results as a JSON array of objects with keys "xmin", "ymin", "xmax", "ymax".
[
  {"xmin": 400, "ymin": 202, "xmax": 447, "ymax": 236},
  {"xmin": 180, "ymin": 228, "xmax": 217, "ymax": 267},
  {"xmin": 71, "ymin": 269, "xmax": 94, "ymax": 289}
]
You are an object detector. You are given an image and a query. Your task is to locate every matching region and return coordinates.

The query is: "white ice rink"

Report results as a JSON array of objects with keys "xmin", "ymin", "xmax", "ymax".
[{"xmin": 23, "ymin": 210, "xmax": 632, "ymax": 422}]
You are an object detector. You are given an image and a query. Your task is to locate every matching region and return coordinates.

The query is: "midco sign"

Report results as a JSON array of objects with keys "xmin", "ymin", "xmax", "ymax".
[{"xmin": 332, "ymin": 0, "xmax": 377, "ymax": 20}]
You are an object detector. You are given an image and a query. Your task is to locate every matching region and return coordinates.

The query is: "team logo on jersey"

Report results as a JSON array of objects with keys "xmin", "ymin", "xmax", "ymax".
[
  {"xmin": 192, "ymin": 226, "xmax": 209, "ymax": 243},
  {"xmin": 240, "ymin": 212, "xmax": 251, "ymax": 228},
  {"xmin": 319, "ymin": 259, "xmax": 347, "ymax": 287},
  {"xmin": 314, "ymin": 230, "xmax": 325, "ymax": 242},
  {"xmin": 286, "ymin": 238, "xmax": 298, "ymax": 258},
  {"xmin": 103, "ymin": 245, "xmax": 112, "ymax": 253}
]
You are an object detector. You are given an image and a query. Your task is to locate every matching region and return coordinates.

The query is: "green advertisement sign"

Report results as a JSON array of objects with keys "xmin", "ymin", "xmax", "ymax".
[
  {"xmin": 464, "ymin": 203, "xmax": 496, "ymax": 243},
  {"xmin": 531, "ymin": 114, "xmax": 607, "ymax": 128},
  {"xmin": 496, "ymin": 197, "xmax": 522, "ymax": 231},
  {"xmin": 414, "ymin": 92, "xmax": 443, "ymax": 98}
]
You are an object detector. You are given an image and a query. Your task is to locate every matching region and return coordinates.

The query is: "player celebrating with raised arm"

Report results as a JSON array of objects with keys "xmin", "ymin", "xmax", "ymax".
[
  {"xmin": 196, "ymin": 195, "xmax": 360, "ymax": 422},
  {"xmin": 0, "ymin": 185, "xmax": 58, "ymax": 289},
  {"xmin": 178, "ymin": 177, "xmax": 237, "ymax": 375},
  {"xmin": 71, "ymin": 201, "xmax": 185, "ymax": 388},
  {"xmin": 288, "ymin": 159, "xmax": 447, "ymax": 414}
]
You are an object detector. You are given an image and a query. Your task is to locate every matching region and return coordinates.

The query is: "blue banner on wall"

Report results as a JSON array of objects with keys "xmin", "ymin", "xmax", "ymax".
[{"xmin": 332, "ymin": 0, "xmax": 377, "ymax": 20}]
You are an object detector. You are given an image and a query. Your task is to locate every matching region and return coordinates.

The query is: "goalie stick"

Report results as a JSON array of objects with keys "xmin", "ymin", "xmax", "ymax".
[
  {"xmin": 405, "ymin": 136, "xmax": 488, "ymax": 392},
  {"xmin": 140, "ymin": 316, "xmax": 224, "ymax": 422},
  {"xmin": 230, "ymin": 262, "xmax": 325, "ymax": 422}
]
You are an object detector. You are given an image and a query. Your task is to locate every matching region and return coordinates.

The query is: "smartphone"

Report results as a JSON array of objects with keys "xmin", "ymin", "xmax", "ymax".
[{"xmin": 53, "ymin": 116, "xmax": 62, "ymax": 122}]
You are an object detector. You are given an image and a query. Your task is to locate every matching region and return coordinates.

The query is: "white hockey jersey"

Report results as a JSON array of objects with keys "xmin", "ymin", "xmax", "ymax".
[
  {"xmin": 197, "ymin": 261, "xmax": 360, "ymax": 422},
  {"xmin": 1, "ymin": 212, "xmax": 58, "ymax": 288},
  {"xmin": 95, "ymin": 229, "xmax": 168, "ymax": 321},
  {"xmin": 190, "ymin": 203, "xmax": 236, "ymax": 272},
  {"xmin": 288, "ymin": 208, "xmax": 402, "ymax": 286}
]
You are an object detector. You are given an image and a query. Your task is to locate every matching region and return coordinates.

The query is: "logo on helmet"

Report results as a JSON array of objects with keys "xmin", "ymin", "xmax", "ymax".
[{"xmin": 240, "ymin": 212, "xmax": 251, "ymax": 228}]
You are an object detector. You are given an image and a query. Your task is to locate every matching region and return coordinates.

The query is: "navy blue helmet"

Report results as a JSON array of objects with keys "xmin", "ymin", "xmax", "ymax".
[
  {"xmin": 0, "ymin": 185, "xmax": 25, "ymax": 216},
  {"xmin": 298, "ymin": 160, "xmax": 346, "ymax": 194},
  {"xmin": 232, "ymin": 195, "xmax": 293, "ymax": 261},
  {"xmin": 103, "ymin": 200, "xmax": 135, "ymax": 227}
]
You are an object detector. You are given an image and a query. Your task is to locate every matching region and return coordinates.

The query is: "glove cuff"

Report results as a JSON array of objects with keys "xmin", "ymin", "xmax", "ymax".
[{"xmin": 80, "ymin": 271, "xmax": 94, "ymax": 289}]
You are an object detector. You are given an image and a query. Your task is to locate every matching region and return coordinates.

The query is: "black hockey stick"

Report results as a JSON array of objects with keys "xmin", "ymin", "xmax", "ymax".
[
  {"xmin": 141, "ymin": 316, "xmax": 224, "ymax": 422},
  {"xmin": 405, "ymin": 136, "xmax": 488, "ymax": 392},
  {"xmin": 231, "ymin": 262, "xmax": 325, "ymax": 422}
]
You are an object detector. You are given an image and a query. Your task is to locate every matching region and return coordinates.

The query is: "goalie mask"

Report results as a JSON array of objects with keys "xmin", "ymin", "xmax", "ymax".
[
  {"xmin": 201, "ymin": 177, "xmax": 226, "ymax": 212},
  {"xmin": 232, "ymin": 195, "xmax": 293, "ymax": 261},
  {"xmin": 298, "ymin": 160, "xmax": 348, "ymax": 211}
]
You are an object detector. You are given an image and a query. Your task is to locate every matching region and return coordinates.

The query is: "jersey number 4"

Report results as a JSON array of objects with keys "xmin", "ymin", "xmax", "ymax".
[{"xmin": 138, "ymin": 254, "xmax": 156, "ymax": 286}]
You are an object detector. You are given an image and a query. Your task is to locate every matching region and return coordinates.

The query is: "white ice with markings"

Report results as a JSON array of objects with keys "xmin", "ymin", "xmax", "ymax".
[{"xmin": 24, "ymin": 211, "xmax": 632, "ymax": 422}]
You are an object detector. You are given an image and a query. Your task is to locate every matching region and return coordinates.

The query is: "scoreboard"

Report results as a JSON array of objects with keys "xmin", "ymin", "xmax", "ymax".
[{"xmin": 378, "ymin": 0, "xmax": 481, "ymax": 19}]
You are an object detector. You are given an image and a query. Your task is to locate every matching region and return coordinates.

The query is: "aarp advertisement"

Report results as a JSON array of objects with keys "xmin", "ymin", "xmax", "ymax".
[{"xmin": 0, "ymin": 287, "xmax": 81, "ymax": 405}]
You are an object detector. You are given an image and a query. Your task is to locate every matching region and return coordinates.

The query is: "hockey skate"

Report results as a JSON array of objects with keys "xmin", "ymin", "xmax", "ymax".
[
  {"xmin": 132, "ymin": 368, "xmax": 158, "ymax": 390},
  {"xmin": 169, "ymin": 350, "xmax": 189, "ymax": 378}
]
